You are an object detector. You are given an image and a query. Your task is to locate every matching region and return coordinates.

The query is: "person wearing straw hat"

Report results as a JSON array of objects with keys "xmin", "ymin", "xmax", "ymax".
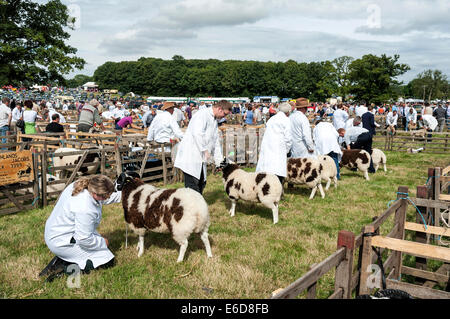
[
  {"xmin": 255, "ymin": 102, "xmax": 293, "ymax": 184},
  {"xmin": 147, "ymin": 101, "xmax": 184, "ymax": 158},
  {"xmin": 289, "ymin": 98, "xmax": 315, "ymax": 158}
]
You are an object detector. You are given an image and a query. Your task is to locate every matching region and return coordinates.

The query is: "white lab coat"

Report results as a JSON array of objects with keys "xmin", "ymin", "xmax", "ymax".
[
  {"xmin": 289, "ymin": 110, "xmax": 315, "ymax": 158},
  {"xmin": 147, "ymin": 111, "xmax": 184, "ymax": 144},
  {"xmin": 422, "ymin": 114, "xmax": 438, "ymax": 131},
  {"xmin": 333, "ymin": 109, "xmax": 349, "ymax": 130},
  {"xmin": 256, "ymin": 111, "xmax": 292, "ymax": 177},
  {"xmin": 313, "ymin": 122, "xmax": 342, "ymax": 158},
  {"xmin": 174, "ymin": 108, "xmax": 222, "ymax": 180},
  {"xmin": 44, "ymin": 183, "xmax": 121, "ymax": 270}
]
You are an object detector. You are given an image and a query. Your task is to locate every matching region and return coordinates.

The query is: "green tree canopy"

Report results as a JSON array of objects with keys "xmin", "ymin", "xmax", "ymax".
[
  {"xmin": 407, "ymin": 69, "xmax": 449, "ymax": 101},
  {"xmin": 347, "ymin": 54, "xmax": 410, "ymax": 104},
  {"xmin": 0, "ymin": 0, "xmax": 86, "ymax": 86}
]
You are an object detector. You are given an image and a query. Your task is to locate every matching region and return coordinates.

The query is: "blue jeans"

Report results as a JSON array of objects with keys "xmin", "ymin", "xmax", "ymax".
[
  {"xmin": 1, "ymin": 125, "xmax": 9, "ymax": 147},
  {"xmin": 327, "ymin": 151, "xmax": 340, "ymax": 180}
]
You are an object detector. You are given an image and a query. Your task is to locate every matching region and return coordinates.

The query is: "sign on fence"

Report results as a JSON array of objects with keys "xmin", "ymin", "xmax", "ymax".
[{"xmin": 0, "ymin": 150, "xmax": 34, "ymax": 186}]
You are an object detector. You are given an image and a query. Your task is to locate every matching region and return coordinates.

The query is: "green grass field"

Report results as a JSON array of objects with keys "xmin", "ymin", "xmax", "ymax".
[{"xmin": 0, "ymin": 151, "xmax": 448, "ymax": 299}]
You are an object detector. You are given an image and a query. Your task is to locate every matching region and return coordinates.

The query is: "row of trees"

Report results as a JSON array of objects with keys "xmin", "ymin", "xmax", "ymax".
[{"xmin": 90, "ymin": 54, "xmax": 417, "ymax": 104}]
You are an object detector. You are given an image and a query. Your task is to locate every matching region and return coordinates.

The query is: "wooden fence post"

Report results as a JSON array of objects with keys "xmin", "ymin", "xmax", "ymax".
[
  {"xmin": 41, "ymin": 143, "xmax": 48, "ymax": 207},
  {"xmin": 415, "ymin": 185, "xmax": 429, "ymax": 271},
  {"xmin": 100, "ymin": 148, "xmax": 106, "ymax": 175},
  {"xmin": 335, "ymin": 230, "xmax": 356, "ymax": 299},
  {"xmin": 433, "ymin": 167, "xmax": 441, "ymax": 228},
  {"xmin": 392, "ymin": 186, "xmax": 408, "ymax": 280},
  {"xmin": 114, "ymin": 143, "xmax": 122, "ymax": 177},
  {"xmin": 358, "ymin": 225, "xmax": 375, "ymax": 296}
]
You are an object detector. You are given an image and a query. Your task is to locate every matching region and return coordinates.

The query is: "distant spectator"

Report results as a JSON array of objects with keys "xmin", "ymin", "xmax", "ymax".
[{"xmin": 46, "ymin": 114, "xmax": 65, "ymax": 133}]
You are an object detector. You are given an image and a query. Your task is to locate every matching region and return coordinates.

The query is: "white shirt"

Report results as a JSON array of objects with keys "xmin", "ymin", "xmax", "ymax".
[
  {"xmin": 48, "ymin": 109, "xmax": 66, "ymax": 123},
  {"xmin": 12, "ymin": 107, "xmax": 23, "ymax": 122},
  {"xmin": 102, "ymin": 110, "xmax": 113, "ymax": 120},
  {"xmin": 355, "ymin": 106, "xmax": 368, "ymax": 117},
  {"xmin": 386, "ymin": 112, "xmax": 398, "ymax": 126},
  {"xmin": 44, "ymin": 182, "xmax": 121, "ymax": 269},
  {"xmin": 172, "ymin": 108, "xmax": 185, "ymax": 123},
  {"xmin": 345, "ymin": 118, "xmax": 362, "ymax": 129},
  {"xmin": 147, "ymin": 111, "xmax": 184, "ymax": 144},
  {"xmin": 0, "ymin": 103, "xmax": 11, "ymax": 127},
  {"xmin": 313, "ymin": 122, "xmax": 342, "ymax": 157},
  {"xmin": 406, "ymin": 109, "xmax": 417, "ymax": 123},
  {"xmin": 175, "ymin": 108, "xmax": 222, "ymax": 180},
  {"xmin": 333, "ymin": 109, "xmax": 349, "ymax": 130},
  {"xmin": 113, "ymin": 108, "xmax": 126, "ymax": 119},
  {"xmin": 62, "ymin": 104, "xmax": 69, "ymax": 111},
  {"xmin": 289, "ymin": 110, "xmax": 315, "ymax": 158},
  {"xmin": 256, "ymin": 111, "xmax": 292, "ymax": 177},
  {"xmin": 199, "ymin": 104, "xmax": 207, "ymax": 110},
  {"xmin": 422, "ymin": 114, "xmax": 438, "ymax": 131},
  {"xmin": 23, "ymin": 110, "xmax": 38, "ymax": 123},
  {"xmin": 344, "ymin": 126, "xmax": 369, "ymax": 146}
]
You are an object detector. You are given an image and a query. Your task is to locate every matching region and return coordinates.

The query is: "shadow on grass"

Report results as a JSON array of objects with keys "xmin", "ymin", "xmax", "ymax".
[
  {"xmin": 106, "ymin": 229, "xmax": 215, "ymax": 261},
  {"xmin": 224, "ymin": 201, "xmax": 274, "ymax": 222}
]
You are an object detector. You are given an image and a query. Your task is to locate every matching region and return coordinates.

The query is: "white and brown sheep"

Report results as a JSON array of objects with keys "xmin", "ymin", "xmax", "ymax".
[
  {"xmin": 340, "ymin": 149, "xmax": 371, "ymax": 180},
  {"xmin": 317, "ymin": 155, "xmax": 338, "ymax": 191},
  {"xmin": 116, "ymin": 172, "xmax": 212, "ymax": 262},
  {"xmin": 371, "ymin": 148, "xmax": 387, "ymax": 172},
  {"xmin": 221, "ymin": 163, "xmax": 283, "ymax": 224},
  {"xmin": 286, "ymin": 157, "xmax": 325, "ymax": 199}
]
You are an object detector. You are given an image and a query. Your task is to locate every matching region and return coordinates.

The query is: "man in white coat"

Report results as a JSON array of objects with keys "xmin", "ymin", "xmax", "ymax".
[
  {"xmin": 175, "ymin": 100, "xmax": 232, "ymax": 194},
  {"xmin": 332, "ymin": 103, "xmax": 349, "ymax": 130},
  {"xmin": 147, "ymin": 101, "xmax": 184, "ymax": 160},
  {"xmin": 41, "ymin": 175, "xmax": 121, "ymax": 281},
  {"xmin": 289, "ymin": 98, "xmax": 315, "ymax": 158},
  {"xmin": 256, "ymin": 102, "xmax": 292, "ymax": 184},
  {"xmin": 313, "ymin": 119, "xmax": 342, "ymax": 180}
]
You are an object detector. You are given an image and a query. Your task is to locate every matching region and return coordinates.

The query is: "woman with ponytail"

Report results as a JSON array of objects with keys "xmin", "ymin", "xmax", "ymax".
[{"xmin": 40, "ymin": 175, "xmax": 122, "ymax": 281}]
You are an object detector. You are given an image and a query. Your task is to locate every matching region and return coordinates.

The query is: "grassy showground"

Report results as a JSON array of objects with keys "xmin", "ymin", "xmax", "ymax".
[{"xmin": 0, "ymin": 151, "xmax": 448, "ymax": 299}]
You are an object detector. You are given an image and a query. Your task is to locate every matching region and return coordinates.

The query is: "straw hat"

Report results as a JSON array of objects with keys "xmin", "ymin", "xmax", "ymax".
[
  {"xmin": 295, "ymin": 98, "xmax": 310, "ymax": 108},
  {"xmin": 161, "ymin": 101, "xmax": 175, "ymax": 111},
  {"xmin": 89, "ymin": 99, "xmax": 99, "ymax": 107}
]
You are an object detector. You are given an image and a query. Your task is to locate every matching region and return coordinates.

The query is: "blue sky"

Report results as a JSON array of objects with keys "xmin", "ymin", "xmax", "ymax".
[{"xmin": 57, "ymin": 0, "xmax": 450, "ymax": 83}]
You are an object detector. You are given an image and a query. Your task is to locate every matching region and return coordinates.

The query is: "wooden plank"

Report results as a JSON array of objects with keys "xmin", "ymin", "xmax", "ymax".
[
  {"xmin": 139, "ymin": 146, "xmax": 151, "ymax": 178},
  {"xmin": 271, "ymin": 247, "xmax": 346, "ymax": 299},
  {"xmin": 423, "ymin": 263, "xmax": 450, "ymax": 288},
  {"xmin": 386, "ymin": 279, "xmax": 450, "ymax": 299},
  {"xmin": 368, "ymin": 200, "xmax": 402, "ymax": 230},
  {"xmin": 371, "ymin": 236, "xmax": 450, "ymax": 263},
  {"xmin": 401, "ymin": 266, "xmax": 449, "ymax": 284},
  {"xmin": 64, "ymin": 151, "xmax": 88, "ymax": 188},
  {"xmin": 411, "ymin": 197, "xmax": 449, "ymax": 210},
  {"xmin": 439, "ymin": 194, "xmax": 450, "ymax": 201},
  {"xmin": 405, "ymin": 221, "xmax": 450, "ymax": 237}
]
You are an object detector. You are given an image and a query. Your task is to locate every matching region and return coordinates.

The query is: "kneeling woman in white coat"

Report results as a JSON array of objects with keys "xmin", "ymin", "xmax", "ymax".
[
  {"xmin": 40, "ymin": 175, "xmax": 121, "ymax": 281},
  {"xmin": 256, "ymin": 102, "xmax": 293, "ymax": 184}
]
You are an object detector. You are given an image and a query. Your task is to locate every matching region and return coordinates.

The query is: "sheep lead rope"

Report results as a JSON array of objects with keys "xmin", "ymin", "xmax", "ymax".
[
  {"xmin": 125, "ymin": 223, "xmax": 128, "ymax": 249},
  {"xmin": 387, "ymin": 192, "xmax": 431, "ymax": 230}
]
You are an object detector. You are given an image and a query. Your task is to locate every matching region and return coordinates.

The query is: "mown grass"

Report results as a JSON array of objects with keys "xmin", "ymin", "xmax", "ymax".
[{"xmin": 0, "ymin": 151, "xmax": 448, "ymax": 299}]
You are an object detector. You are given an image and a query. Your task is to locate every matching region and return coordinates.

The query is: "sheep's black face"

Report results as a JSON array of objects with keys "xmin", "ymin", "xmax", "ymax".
[{"xmin": 115, "ymin": 171, "xmax": 140, "ymax": 191}]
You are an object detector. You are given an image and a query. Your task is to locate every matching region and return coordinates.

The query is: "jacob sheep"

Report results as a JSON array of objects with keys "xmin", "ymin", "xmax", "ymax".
[
  {"xmin": 340, "ymin": 149, "xmax": 371, "ymax": 180},
  {"xmin": 371, "ymin": 148, "xmax": 387, "ymax": 172},
  {"xmin": 116, "ymin": 172, "xmax": 212, "ymax": 262},
  {"xmin": 286, "ymin": 157, "xmax": 325, "ymax": 199},
  {"xmin": 221, "ymin": 163, "xmax": 283, "ymax": 224},
  {"xmin": 317, "ymin": 155, "xmax": 338, "ymax": 191}
]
